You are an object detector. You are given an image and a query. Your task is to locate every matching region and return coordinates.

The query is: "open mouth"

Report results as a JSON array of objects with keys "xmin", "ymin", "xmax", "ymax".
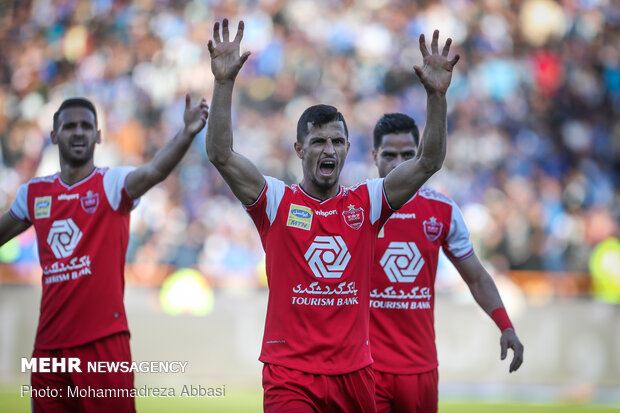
[{"xmin": 319, "ymin": 159, "xmax": 336, "ymax": 177}]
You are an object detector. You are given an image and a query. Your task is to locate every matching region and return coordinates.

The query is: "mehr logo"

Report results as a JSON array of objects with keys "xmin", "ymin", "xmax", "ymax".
[
  {"xmin": 287, "ymin": 204, "xmax": 313, "ymax": 231},
  {"xmin": 304, "ymin": 236, "xmax": 351, "ymax": 279},
  {"xmin": 380, "ymin": 242, "xmax": 425, "ymax": 283},
  {"xmin": 34, "ymin": 196, "xmax": 52, "ymax": 219},
  {"xmin": 47, "ymin": 219, "xmax": 83, "ymax": 259}
]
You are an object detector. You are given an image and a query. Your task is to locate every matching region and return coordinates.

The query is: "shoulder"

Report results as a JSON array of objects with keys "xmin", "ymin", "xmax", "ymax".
[
  {"xmin": 29, "ymin": 172, "xmax": 60, "ymax": 186},
  {"xmin": 417, "ymin": 186, "xmax": 454, "ymax": 206}
]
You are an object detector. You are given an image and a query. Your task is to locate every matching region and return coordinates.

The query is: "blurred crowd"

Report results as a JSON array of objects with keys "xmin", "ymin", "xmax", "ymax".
[{"xmin": 0, "ymin": 0, "xmax": 618, "ymax": 288}]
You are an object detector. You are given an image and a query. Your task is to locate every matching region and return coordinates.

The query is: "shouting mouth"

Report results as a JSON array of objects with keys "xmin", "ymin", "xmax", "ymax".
[{"xmin": 319, "ymin": 159, "xmax": 337, "ymax": 177}]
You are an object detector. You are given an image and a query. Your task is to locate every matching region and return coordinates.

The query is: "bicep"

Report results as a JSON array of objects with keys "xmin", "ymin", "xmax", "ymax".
[
  {"xmin": 214, "ymin": 152, "xmax": 266, "ymax": 205},
  {"xmin": 0, "ymin": 213, "xmax": 31, "ymax": 247}
]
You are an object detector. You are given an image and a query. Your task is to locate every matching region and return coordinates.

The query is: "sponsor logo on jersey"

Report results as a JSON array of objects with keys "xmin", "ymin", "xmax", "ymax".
[
  {"xmin": 80, "ymin": 191, "xmax": 99, "ymax": 214},
  {"xmin": 304, "ymin": 236, "xmax": 351, "ymax": 278},
  {"xmin": 47, "ymin": 219, "xmax": 83, "ymax": 259},
  {"xmin": 315, "ymin": 209, "xmax": 337, "ymax": 217},
  {"xmin": 58, "ymin": 193, "xmax": 79, "ymax": 201},
  {"xmin": 391, "ymin": 212, "xmax": 416, "ymax": 220},
  {"xmin": 423, "ymin": 217, "xmax": 442, "ymax": 242},
  {"xmin": 380, "ymin": 241, "xmax": 425, "ymax": 283},
  {"xmin": 342, "ymin": 204, "xmax": 364, "ymax": 230},
  {"xmin": 287, "ymin": 204, "xmax": 313, "ymax": 230},
  {"xmin": 34, "ymin": 196, "xmax": 52, "ymax": 219}
]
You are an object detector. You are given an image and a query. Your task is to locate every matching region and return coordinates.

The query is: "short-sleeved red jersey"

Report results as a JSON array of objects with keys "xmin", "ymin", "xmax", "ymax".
[
  {"xmin": 10, "ymin": 167, "xmax": 138, "ymax": 350},
  {"xmin": 246, "ymin": 177, "xmax": 394, "ymax": 374},
  {"xmin": 369, "ymin": 186, "xmax": 473, "ymax": 374}
]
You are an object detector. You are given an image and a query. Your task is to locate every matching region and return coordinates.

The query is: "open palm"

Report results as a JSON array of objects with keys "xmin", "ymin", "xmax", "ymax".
[
  {"xmin": 208, "ymin": 19, "xmax": 251, "ymax": 82},
  {"xmin": 414, "ymin": 30, "xmax": 460, "ymax": 94}
]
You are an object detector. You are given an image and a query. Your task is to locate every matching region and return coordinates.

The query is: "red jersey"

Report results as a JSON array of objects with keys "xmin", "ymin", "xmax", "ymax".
[
  {"xmin": 10, "ymin": 167, "xmax": 138, "ymax": 350},
  {"xmin": 369, "ymin": 186, "xmax": 473, "ymax": 374},
  {"xmin": 246, "ymin": 176, "xmax": 394, "ymax": 374}
]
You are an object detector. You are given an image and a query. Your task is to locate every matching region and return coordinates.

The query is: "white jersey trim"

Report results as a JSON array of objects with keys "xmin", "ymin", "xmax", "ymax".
[
  {"xmin": 367, "ymin": 178, "xmax": 386, "ymax": 225},
  {"xmin": 103, "ymin": 166, "xmax": 138, "ymax": 211},
  {"xmin": 10, "ymin": 183, "xmax": 30, "ymax": 223},
  {"xmin": 264, "ymin": 176, "xmax": 286, "ymax": 225}
]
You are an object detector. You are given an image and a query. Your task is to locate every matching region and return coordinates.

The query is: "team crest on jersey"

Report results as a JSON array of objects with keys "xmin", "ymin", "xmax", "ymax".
[
  {"xmin": 80, "ymin": 191, "xmax": 99, "ymax": 214},
  {"xmin": 423, "ymin": 217, "xmax": 443, "ymax": 241},
  {"xmin": 34, "ymin": 196, "xmax": 52, "ymax": 219},
  {"xmin": 342, "ymin": 204, "xmax": 364, "ymax": 230},
  {"xmin": 287, "ymin": 204, "xmax": 313, "ymax": 230}
]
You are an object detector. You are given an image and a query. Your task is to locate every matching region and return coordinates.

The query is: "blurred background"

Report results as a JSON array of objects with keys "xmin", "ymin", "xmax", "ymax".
[{"xmin": 0, "ymin": 0, "xmax": 619, "ymax": 411}]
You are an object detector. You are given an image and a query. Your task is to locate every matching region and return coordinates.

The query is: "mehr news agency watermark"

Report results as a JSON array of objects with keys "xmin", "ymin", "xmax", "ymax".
[{"xmin": 20, "ymin": 357, "xmax": 226, "ymax": 399}]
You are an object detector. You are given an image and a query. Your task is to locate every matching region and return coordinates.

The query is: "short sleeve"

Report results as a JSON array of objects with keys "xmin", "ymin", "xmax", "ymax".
[
  {"xmin": 443, "ymin": 202, "xmax": 474, "ymax": 261},
  {"xmin": 103, "ymin": 166, "xmax": 140, "ymax": 212},
  {"xmin": 245, "ymin": 176, "xmax": 286, "ymax": 232},
  {"xmin": 9, "ymin": 183, "xmax": 31, "ymax": 224},
  {"xmin": 366, "ymin": 178, "xmax": 396, "ymax": 227}
]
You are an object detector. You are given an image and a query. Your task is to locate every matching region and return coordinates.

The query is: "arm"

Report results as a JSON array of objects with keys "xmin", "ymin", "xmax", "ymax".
[
  {"xmin": 125, "ymin": 94, "xmax": 209, "ymax": 199},
  {"xmin": 0, "ymin": 213, "xmax": 30, "ymax": 247},
  {"xmin": 452, "ymin": 253, "xmax": 524, "ymax": 372},
  {"xmin": 384, "ymin": 31, "xmax": 460, "ymax": 209},
  {"xmin": 205, "ymin": 19, "xmax": 265, "ymax": 205}
]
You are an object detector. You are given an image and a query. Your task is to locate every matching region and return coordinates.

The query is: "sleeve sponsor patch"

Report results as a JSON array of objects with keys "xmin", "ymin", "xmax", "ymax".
[
  {"xmin": 34, "ymin": 196, "xmax": 52, "ymax": 219},
  {"xmin": 286, "ymin": 204, "xmax": 313, "ymax": 230}
]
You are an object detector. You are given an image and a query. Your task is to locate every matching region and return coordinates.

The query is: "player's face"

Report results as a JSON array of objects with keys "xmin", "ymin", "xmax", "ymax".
[
  {"xmin": 295, "ymin": 120, "xmax": 350, "ymax": 193},
  {"xmin": 373, "ymin": 132, "xmax": 417, "ymax": 178},
  {"xmin": 52, "ymin": 107, "xmax": 101, "ymax": 167}
]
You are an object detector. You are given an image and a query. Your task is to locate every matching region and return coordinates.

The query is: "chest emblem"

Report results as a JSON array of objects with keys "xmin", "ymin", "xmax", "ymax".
[
  {"xmin": 342, "ymin": 204, "xmax": 364, "ymax": 230},
  {"xmin": 80, "ymin": 191, "xmax": 99, "ymax": 214},
  {"xmin": 423, "ymin": 217, "xmax": 443, "ymax": 242}
]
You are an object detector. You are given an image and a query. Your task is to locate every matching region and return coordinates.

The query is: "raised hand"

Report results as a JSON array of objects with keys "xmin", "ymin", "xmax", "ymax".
[
  {"xmin": 208, "ymin": 19, "xmax": 251, "ymax": 82},
  {"xmin": 414, "ymin": 30, "xmax": 460, "ymax": 95},
  {"xmin": 183, "ymin": 94, "xmax": 209, "ymax": 136}
]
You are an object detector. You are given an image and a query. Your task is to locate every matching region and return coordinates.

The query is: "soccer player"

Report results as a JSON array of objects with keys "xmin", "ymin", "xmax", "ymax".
[
  {"xmin": 0, "ymin": 94, "xmax": 208, "ymax": 412},
  {"xmin": 369, "ymin": 113, "xmax": 524, "ymax": 413},
  {"xmin": 205, "ymin": 19, "xmax": 459, "ymax": 412}
]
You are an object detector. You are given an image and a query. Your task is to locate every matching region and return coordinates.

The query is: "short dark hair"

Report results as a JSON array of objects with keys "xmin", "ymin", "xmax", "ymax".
[
  {"xmin": 296, "ymin": 104, "xmax": 348, "ymax": 143},
  {"xmin": 53, "ymin": 97, "xmax": 98, "ymax": 132},
  {"xmin": 373, "ymin": 113, "xmax": 419, "ymax": 150}
]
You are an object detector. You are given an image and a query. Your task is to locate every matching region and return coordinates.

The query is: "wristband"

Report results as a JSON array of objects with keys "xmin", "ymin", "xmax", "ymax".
[{"xmin": 491, "ymin": 307, "xmax": 514, "ymax": 332}]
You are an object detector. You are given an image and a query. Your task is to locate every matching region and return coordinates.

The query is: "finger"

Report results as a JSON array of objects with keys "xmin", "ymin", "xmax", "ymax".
[
  {"xmin": 222, "ymin": 18, "xmax": 230, "ymax": 42},
  {"xmin": 413, "ymin": 65, "xmax": 423, "ymax": 80},
  {"xmin": 442, "ymin": 37, "xmax": 452, "ymax": 57},
  {"xmin": 213, "ymin": 21, "xmax": 221, "ymax": 44},
  {"xmin": 449, "ymin": 54, "xmax": 460, "ymax": 67},
  {"xmin": 185, "ymin": 93, "xmax": 191, "ymax": 110},
  {"xmin": 207, "ymin": 40, "xmax": 215, "ymax": 56},
  {"xmin": 431, "ymin": 29, "xmax": 439, "ymax": 55},
  {"xmin": 419, "ymin": 34, "xmax": 429, "ymax": 58},
  {"xmin": 500, "ymin": 339, "xmax": 508, "ymax": 360},
  {"xmin": 233, "ymin": 20, "xmax": 245, "ymax": 44},
  {"xmin": 240, "ymin": 51, "xmax": 251, "ymax": 65}
]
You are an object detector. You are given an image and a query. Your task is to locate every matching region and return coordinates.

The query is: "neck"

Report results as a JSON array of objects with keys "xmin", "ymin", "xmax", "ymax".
[
  {"xmin": 59, "ymin": 161, "xmax": 96, "ymax": 186},
  {"xmin": 299, "ymin": 178, "xmax": 340, "ymax": 201}
]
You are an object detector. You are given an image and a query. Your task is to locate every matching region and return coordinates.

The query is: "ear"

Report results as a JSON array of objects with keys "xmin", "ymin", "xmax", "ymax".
[
  {"xmin": 50, "ymin": 131, "xmax": 57, "ymax": 145},
  {"xmin": 372, "ymin": 148, "xmax": 378, "ymax": 166},
  {"xmin": 96, "ymin": 129, "xmax": 102, "ymax": 144},
  {"xmin": 294, "ymin": 141, "xmax": 304, "ymax": 159}
]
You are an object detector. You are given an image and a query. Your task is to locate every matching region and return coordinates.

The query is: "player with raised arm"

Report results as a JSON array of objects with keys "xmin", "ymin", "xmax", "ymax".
[
  {"xmin": 0, "ymin": 94, "xmax": 208, "ymax": 412},
  {"xmin": 369, "ymin": 113, "xmax": 524, "ymax": 413},
  {"xmin": 205, "ymin": 19, "xmax": 459, "ymax": 412}
]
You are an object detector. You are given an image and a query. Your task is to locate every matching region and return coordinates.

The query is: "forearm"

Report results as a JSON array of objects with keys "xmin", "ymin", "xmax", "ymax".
[
  {"xmin": 206, "ymin": 80, "xmax": 235, "ymax": 166},
  {"xmin": 466, "ymin": 273, "xmax": 506, "ymax": 316},
  {"xmin": 147, "ymin": 128, "xmax": 195, "ymax": 182},
  {"xmin": 416, "ymin": 92, "xmax": 447, "ymax": 173}
]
